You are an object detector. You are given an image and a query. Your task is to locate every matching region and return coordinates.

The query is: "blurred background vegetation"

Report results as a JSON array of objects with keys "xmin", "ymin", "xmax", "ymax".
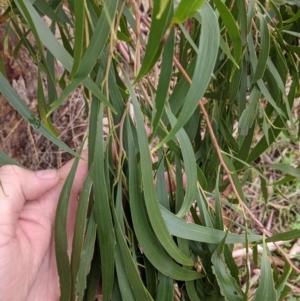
[{"xmin": 0, "ymin": 0, "xmax": 300, "ymax": 300}]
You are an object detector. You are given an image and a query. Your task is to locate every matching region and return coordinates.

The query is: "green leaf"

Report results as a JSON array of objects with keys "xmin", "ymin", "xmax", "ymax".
[
  {"xmin": 152, "ymin": 27, "xmax": 175, "ymax": 136},
  {"xmin": 54, "ymin": 147, "xmax": 84, "ymax": 301},
  {"xmin": 124, "ymin": 70, "xmax": 194, "ymax": 267},
  {"xmin": 135, "ymin": 0, "xmax": 172, "ymax": 82},
  {"xmin": 49, "ymin": 0, "xmax": 118, "ymax": 114},
  {"xmin": 275, "ymin": 261, "xmax": 292, "ymax": 300},
  {"xmin": 238, "ymin": 86, "xmax": 260, "ymax": 136},
  {"xmin": 262, "ymin": 163, "xmax": 300, "ymax": 180},
  {"xmin": 127, "ymin": 122, "xmax": 200, "ymax": 280},
  {"xmin": 156, "ymin": 272, "xmax": 174, "ymax": 301},
  {"xmin": 166, "ymin": 107, "xmax": 197, "ymax": 218},
  {"xmin": 15, "ymin": 0, "xmax": 114, "ymax": 114},
  {"xmin": 282, "ymin": 30, "xmax": 300, "ymax": 38},
  {"xmin": 0, "ymin": 151, "xmax": 23, "ymax": 167},
  {"xmin": 154, "ymin": 2, "xmax": 219, "ymax": 150},
  {"xmin": 15, "ymin": 0, "xmax": 57, "ymax": 98},
  {"xmin": 91, "ymin": 104, "xmax": 116, "ymax": 301},
  {"xmin": 161, "ymin": 207, "xmax": 262, "ymax": 244},
  {"xmin": 253, "ymin": 239, "xmax": 277, "ymax": 301},
  {"xmin": 214, "ymin": 166, "xmax": 224, "ymax": 231},
  {"xmin": 37, "ymin": 68, "xmax": 59, "ymax": 136},
  {"xmin": 171, "ymin": 0, "xmax": 205, "ymax": 25},
  {"xmin": 265, "ymin": 230, "xmax": 300, "ymax": 243},
  {"xmin": 157, "ymin": 0, "xmax": 172, "ymax": 19},
  {"xmin": 213, "ymin": 0, "xmax": 242, "ymax": 79},
  {"xmin": 70, "ymin": 0, "xmax": 86, "ymax": 78},
  {"xmin": 113, "ymin": 208, "xmax": 155, "ymax": 301},
  {"xmin": 219, "ymin": 37, "xmax": 239, "ymax": 69},
  {"xmin": 70, "ymin": 173, "xmax": 93, "ymax": 301},
  {"xmin": 115, "ymin": 244, "xmax": 136, "ymax": 301},
  {"xmin": 282, "ymin": 9, "xmax": 300, "ymax": 23},
  {"xmin": 34, "ymin": 0, "xmax": 64, "ymax": 23},
  {"xmin": 247, "ymin": 34, "xmax": 285, "ymax": 118},
  {"xmin": 248, "ymin": 82, "xmax": 296, "ymax": 162},
  {"xmin": 75, "ymin": 210, "xmax": 98, "ymax": 301},
  {"xmin": 253, "ymin": 13, "xmax": 270, "ymax": 82},
  {"xmin": 211, "ymin": 238, "xmax": 244, "ymax": 301}
]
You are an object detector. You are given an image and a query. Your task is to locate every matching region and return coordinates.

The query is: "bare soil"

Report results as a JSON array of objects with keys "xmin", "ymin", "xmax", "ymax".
[{"xmin": 0, "ymin": 23, "xmax": 88, "ymax": 169}]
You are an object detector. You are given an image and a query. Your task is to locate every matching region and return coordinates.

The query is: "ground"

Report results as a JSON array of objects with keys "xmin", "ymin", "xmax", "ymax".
[{"xmin": 0, "ymin": 23, "xmax": 88, "ymax": 169}]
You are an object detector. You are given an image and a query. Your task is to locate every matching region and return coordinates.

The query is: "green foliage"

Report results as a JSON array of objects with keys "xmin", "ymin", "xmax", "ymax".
[{"xmin": 0, "ymin": 0, "xmax": 300, "ymax": 300}]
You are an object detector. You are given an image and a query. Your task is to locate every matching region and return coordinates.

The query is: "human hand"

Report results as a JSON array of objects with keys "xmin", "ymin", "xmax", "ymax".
[{"xmin": 0, "ymin": 154, "xmax": 88, "ymax": 301}]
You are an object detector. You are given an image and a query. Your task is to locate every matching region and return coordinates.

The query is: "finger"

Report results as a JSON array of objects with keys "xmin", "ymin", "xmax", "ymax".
[
  {"xmin": 39, "ymin": 150, "xmax": 89, "ymax": 219},
  {"xmin": 0, "ymin": 165, "xmax": 59, "ymax": 225}
]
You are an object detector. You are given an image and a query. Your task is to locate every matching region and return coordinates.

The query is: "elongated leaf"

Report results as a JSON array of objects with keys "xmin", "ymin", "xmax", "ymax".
[
  {"xmin": 37, "ymin": 68, "xmax": 59, "ymax": 136},
  {"xmin": 282, "ymin": 30, "xmax": 300, "ymax": 38},
  {"xmin": 253, "ymin": 13, "xmax": 270, "ymax": 82},
  {"xmin": 239, "ymin": 86, "xmax": 260, "ymax": 136},
  {"xmin": 213, "ymin": 0, "xmax": 242, "ymax": 79},
  {"xmin": 54, "ymin": 147, "xmax": 83, "ymax": 301},
  {"xmin": 161, "ymin": 207, "xmax": 262, "ymax": 244},
  {"xmin": 262, "ymin": 163, "xmax": 300, "ymax": 180},
  {"xmin": 171, "ymin": 0, "xmax": 205, "ymax": 25},
  {"xmin": 115, "ymin": 244, "xmax": 136, "ymax": 301},
  {"xmin": 70, "ymin": 173, "xmax": 93, "ymax": 301},
  {"xmin": 34, "ymin": 0, "xmax": 64, "ymax": 23},
  {"xmin": 275, "ymin": 262, "xmax": 292, "ymax": 299},
  {"xmin": 156, "ymin": 272, "xmax": 173, "ymax": 301},
  {"xmin": 124, "ymin": 71, "xmax": 194, "ymax": 267},
  {"xmin": 282, "ymin": 9, "xmax": 300, "ymax": 23},
  {"xmin": 214, "ymin": 166, "xmax": 224, "ymax": 231},
  {"xmin": 219, "ymin": 37, "xmax": 239, "ymax": 68},
  {"xmin": 157, "ymin": 0, "xmax": 172, "ymax": 18},
  {"xmin": 135, "ymin": 0, "xmax": 172, "ymax": 82},
  {"xmin": 152, "ymin": 28, "xmax": 174, "ymax": 135},
  {"xmin": 70, "ymin": 0, "xmax": 86, "ymax": 77},
  {"xmin": 154, "ymin": 3, "xmax": 219, "ymax": 150},
  {"xmin": 91, "ymin": 104, "xmax": 116, "ymax": 301},
  {"xmin": 15, "ymin": 0, "xmax": 57, "ymax": 95},
  {"xmin": 75, "ymin": 210, "xmax": 98, "ymax": 301},
  {"xmin": 166, "ymin": 107, "xmax": 197, "ymax": 217},
  {"xmin": 247, "ymin": 34, "xmax": 286, "ymax": 118},
  {"xmin": 211, "ymin": 239, "xmax": 244, "ymax": 301},
  {"xmin": 15, "ymin": 0, "xmax": 114, "ymax": 113},
  {"xmin": 113, "ymin": 208, "xmax": 155, "ymax": 301},
  {"xmin": 248, "ymin": 82, "xmax": 295, "ymax": 162},
  {"xmin": 253, "ymin": 239, "xmax": 277, "ymax": 301},
  {"xmin": 0, "ymin": 151, "xmax": 22, "ymax": 167},
  {"xmin": 127, "ymin": 123, "xmax": 200, "ymax": 280},
  {"xmin": 265, "ymin": 230, "xmax": 300, "ymax": 243},
  {"xmin": 48, "ymin": 0, "xmax": 118, "ymax": 114}
]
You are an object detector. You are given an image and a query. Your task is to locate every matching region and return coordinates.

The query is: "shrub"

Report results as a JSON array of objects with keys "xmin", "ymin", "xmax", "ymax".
[{"xmin": 0, "ymin": 1, "xmax": 299, "ymax": 300}]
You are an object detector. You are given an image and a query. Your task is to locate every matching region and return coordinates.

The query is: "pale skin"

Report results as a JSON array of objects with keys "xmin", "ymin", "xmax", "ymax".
[{"xmin": 0, "ymin": 153, "xmax": 88, "ymax": 301}]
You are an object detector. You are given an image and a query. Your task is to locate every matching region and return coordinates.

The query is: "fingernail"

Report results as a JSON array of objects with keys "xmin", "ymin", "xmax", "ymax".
[{"xmin": 36, "ymin": 169, "xmax": 58, "ymax": 179}]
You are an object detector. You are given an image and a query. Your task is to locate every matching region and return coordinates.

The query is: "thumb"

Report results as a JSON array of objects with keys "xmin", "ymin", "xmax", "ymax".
[{"xmin": 0, "ymin": 165, "xmax": 59, "ymax": 225}]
